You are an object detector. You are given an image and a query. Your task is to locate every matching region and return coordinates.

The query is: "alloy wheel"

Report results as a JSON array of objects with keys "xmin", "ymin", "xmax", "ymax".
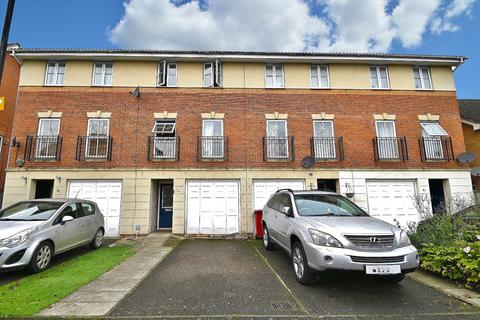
[
  {"xmin": 95, "ymin": 230, "xmax": 104, "ymax": 247},
  {"xmin": 36, "ymin": 245, "xmax": 51, "ymax": 269},
  {"xmin": 263, "ymin": 228, "xmax": 269, "ymax": 247},
  {"xmin": 293, "ymin": 247, "xmax": 305, "ymax": 279}
]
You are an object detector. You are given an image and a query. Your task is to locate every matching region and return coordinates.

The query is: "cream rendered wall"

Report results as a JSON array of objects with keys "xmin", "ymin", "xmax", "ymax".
[
  {"xmin": 388, "ymin": 65, "xmax": 415, "ymax": 90},
  {"xmin": 329, "ymin": 64, "xmax": 370, "ymax": 89},
  {"xmin": 19, "ymin": 60, "xmax": 45, "ymax": 86},
  {"xmin": 222, "ymin": 62, "xmax": 245, "ymax": 88},
  {"xmin": 112, "ymin": 61, "xmax": 158, "ymax": 87},
  {"xmin": 244, "ymin": 63, "xmax": 265, "ymax": 88},
  {"xmin": 284, "ymin": 64, "xmax": 310, "ymax": 88},
  {"xmin": 177, "ymin": 62, "xmax": 203, "ymax": 87},
  {"xmin": 64, "ymin": 61, "xmax": 93, "ymax": 86},
  {"xmin": 430, "ymin": 66, "xmax": 456, "ymax": 91}
]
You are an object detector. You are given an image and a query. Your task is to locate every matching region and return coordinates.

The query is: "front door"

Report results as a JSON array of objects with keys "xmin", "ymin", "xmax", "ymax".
[{"xmin": 158, "ymin": 184, "xmax": 173, "ymax": 228}]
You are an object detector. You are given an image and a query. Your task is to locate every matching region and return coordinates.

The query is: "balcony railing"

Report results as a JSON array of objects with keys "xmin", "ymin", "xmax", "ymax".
[
  {"xmin": 263, "ymin": 136, "xmax": 295, "ymax": 161},
  {"xmin": 25, "ymin": 135, "xmax": 62, "ymax": 161},
  {"xmin": 198, "ymin": 136, "xmax": 227, "ymax": 160},
  {"xmin": 76, "ymin": 136, "xmax": 113, "ymax": 161},
  {"xmin": 420, "ymin": 137, "xmax": 453, "ymax": 161},
  {"xmin": 373, "ymin": 137, "xmax": 408, "ymax": 161},
  {"xmin": 311, "ymin": 137, "xmax": 344, "ymax": 161},
  {"xmin": 147, "ymin": 136, "xmax": 180, "ymax": 160}
]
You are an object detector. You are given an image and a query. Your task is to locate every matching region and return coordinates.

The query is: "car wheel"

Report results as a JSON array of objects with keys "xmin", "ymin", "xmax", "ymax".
[
  {"xmin": 27, "ymin": 242, "xmax": 53, "ymax": 273},
  {"xmin": 291, "ymin": 242, "xmax": 314, "ymax": 285},
  {"xmin": 263, "ymin": 225, "xmax": 275, "ymax": 250},
  {"xmin": 383, "ymin": 273, "xmax": 405, "ymax": 283},
  {"xmin": 90, "ymin": 228, "xmax": 104, "ymax": 249}
]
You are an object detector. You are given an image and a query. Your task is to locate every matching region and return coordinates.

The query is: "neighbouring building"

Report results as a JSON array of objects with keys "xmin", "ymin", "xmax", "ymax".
[
  {"xmin": 2, "ymin": 49, "xmax": 472, "ymax": 237},
  {"xmin": 459, "ymin": 99, "xmax": 480, "ymax": 190},
  {"xmin": 0, "ymin": 45, "xmax": 21, "ymax": 206}
]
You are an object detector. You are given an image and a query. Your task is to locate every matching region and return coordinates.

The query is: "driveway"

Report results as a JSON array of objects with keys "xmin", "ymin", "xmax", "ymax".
[{"xmin": 110, "ymin": 239, "xmax": 480, "ymax": 319}]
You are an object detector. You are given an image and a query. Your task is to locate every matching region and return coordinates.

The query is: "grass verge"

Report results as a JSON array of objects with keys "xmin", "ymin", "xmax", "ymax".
[{"xmin": 0, "ymin": 244, "xmax": 133, "ymax": 317}]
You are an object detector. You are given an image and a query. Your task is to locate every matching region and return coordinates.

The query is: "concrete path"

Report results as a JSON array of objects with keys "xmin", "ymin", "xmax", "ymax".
[{"xmin": 38, "ymin": 233, "xmax": 176, "ymax": 317}]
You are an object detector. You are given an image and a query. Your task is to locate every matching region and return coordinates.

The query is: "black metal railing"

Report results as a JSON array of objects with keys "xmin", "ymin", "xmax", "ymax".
[
  {"xmin": 373, "ymin": 137, "xmax": 408, "ymax": 161},
  {"xmin": 198, "ymin": 136, "xmax": 227, "ymax": 160},
  {"xmin": 311, "ymin": 137, "xmax": 344, "ymax": 161},
  {"xmin": 75, "ymin": 136, "xmax": 113, "ymax": 161},
  {"xmin": 25, "ymin": 135, "xmax": 62, "ymax": 161},
  {"xmin": 263, "ymin": 136, "xmax": 295, "ymax": 161},
  {"xmin": 420, "ymin": 137, "xmax": 453, "ymax": 161},
  {"xmin": 147, "ymin": 136, "xmax": 180, "ymax": 160}
]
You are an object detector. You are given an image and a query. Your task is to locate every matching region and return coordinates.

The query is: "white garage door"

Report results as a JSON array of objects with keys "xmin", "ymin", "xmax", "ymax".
[
  {"xmin": 253, "ymin": 180, "xmax": 305, "ymax": 210},
  {"xmin": 186, "ymin": 180, "xmax": 239, "ymax": 235},
  {"xmin": 68, "ymin": 181, "xmax": 122, "ymax": 237},
  {"xmin": 366, "ymin": 180, "xmax": 418, "ymax": 227}
]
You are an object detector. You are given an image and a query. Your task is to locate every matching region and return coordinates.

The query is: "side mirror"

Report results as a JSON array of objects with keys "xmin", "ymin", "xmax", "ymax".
[
  {"xmin": 287, "ymin": 207, "xmax": 294, "ymax": 217},
  {"xmin": 62, "ymin": 215, "xmax": 74, "ymax": 224}
]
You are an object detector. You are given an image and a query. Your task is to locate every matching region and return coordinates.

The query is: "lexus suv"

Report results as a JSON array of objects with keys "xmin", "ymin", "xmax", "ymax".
[
  {"xmin": 0, "ymin": 199, "xmax": 105, "ymax": 273},
  {"xmin": 262, "ymin": 190, "xmax": 419, "ymax": 284}
]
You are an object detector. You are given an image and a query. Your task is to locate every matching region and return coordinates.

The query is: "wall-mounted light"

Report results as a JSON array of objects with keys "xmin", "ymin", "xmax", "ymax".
[
  {"xmin": 56, "ymin": 176, "xmax": 62, "ymax": 183},
  {"xmin": 21, "ymin": 176, "xmax": 28, "ymax": 184}
]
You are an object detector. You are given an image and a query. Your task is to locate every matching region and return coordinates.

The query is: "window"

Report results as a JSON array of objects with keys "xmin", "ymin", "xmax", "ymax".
[
  {"xmin": 370, "ymin": 66, "xmax": 389, "ymax": 89},
  {"xmin": 420, "ymin": 122, "xmax": 448, "ymax": 136},
  {"xmin": 54, "ymin": 203, "xmax": 82, "ymax": 224},
  {"xmin": 375, "ymin": 120, "xmax": 399, "ymax": 160},
  {"xmin": 0, "ymin": 135, "xmax": 3, "ymax": 159},
  {"xmin": 294, "ymin": 194, "xmax": 367, "ymax": 217},
  {"xmin": 310, "ymin": 65, "xmax": 329, "ymax": 88},
  {"xmin": 313, "ymin": 120, "xmax": 335, "ymax": 159},
  {"xmin": 45, "ymin": 62, "xmax": 66, "ymax": 86},
  {"xmin": 201, "ymin": 119, "xmax": 224, "ymax": 158},
  {"xmin": 266, "ymin": 120, "xmax": 288, "ymax": 158},
  {"xmin": 81, "ymin": 203, "xmax": 95, "ymax": 216},
  {"xmin": 413, "ymin": 66, "xmax": 432, "ymax": 90},
  {"xmin": 203, "ymin": 60, "xmax": 223, "ymax": 87},
  {"xmin": 152, "ymin": 120, "xmax": 176, "ymax": 159},
  {"xmin": 86, "ymin": 118, "xmax": 110, "ymax": 159},
  {"xmin": 36, "ymin": 118, "xmax": 61, "ymax": 159},
  {"xmin": 265, "ymin": 64, "xmax": 284, "ymax": 88},
  {"xmin": 421, "ymin": 122, "xmax": 448, "ymax": 160},
  {"xmin": 92, "ymin": 62, "xmax": 113, "ymax": 86},
  {"xmin": 158, "ymin": 61, "xmax": 177, "ymax": 87},
  {"xmin": 275, "ymin": 194, "xmax": 292, "ymax": 214}
]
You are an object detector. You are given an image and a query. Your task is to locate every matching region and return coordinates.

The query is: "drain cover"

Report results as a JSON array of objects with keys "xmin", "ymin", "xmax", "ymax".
[{"xmin": 271, "ymin": 301, "xmax": 294, "ymax": 311}]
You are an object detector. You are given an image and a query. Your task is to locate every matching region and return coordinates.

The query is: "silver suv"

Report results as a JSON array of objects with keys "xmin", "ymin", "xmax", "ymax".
[
  {"xmin": 0, "ymin": 199, "xmax": 105, "ymax": 273},
  {"xmin": 262, "ymin": 190, "xmax": 419, "ymax": 284}
]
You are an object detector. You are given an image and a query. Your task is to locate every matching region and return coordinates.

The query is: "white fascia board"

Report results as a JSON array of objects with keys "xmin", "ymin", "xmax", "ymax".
[{"xmin": 461, "ymin": 119, "xmax": 480, "ymax": 131}]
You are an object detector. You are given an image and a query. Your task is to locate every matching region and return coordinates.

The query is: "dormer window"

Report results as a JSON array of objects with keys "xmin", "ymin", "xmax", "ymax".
[
  {"xmin": 158, "ymin": 61, "xmax": 177, "ymax": 87},
  {"xmin": 203, "ymin": 60, "xmax": 223, "ymax": 87}
]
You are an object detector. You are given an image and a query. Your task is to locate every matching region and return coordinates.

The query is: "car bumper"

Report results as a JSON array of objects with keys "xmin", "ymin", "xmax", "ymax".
[
  {"xmin": 0, "ymin": 240, "xmax": 37, "ymax": 271},
  {"xmin": 304, "ymin": 242, "xmax": 419, "ymax": 273}
]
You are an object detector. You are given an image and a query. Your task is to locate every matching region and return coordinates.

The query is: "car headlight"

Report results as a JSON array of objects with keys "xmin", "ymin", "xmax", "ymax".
[
  {"xmin": 0, "ymin": 229, "xmax": 33, "ymax": 248},
  {"xmin": 398, "ymin": 231, "xmax": 411, "ymax": 247},
  {"xmin": 308, "ymin": 229, "xmax": 343, "ymax": 248}
]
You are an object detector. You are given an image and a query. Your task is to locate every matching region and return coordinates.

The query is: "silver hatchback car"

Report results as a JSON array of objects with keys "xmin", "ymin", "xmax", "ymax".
[
  {"xmin": 0, "ymin": 199, "xmax": 105, "ymax": 273},
  {"xmin": 262, "ymin": 190, "xmax": 419, "ymax": 284}
]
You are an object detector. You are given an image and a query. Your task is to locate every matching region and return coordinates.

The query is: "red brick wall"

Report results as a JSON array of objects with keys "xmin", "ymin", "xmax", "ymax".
[
  {"xmin": 9, "ymin": 87, "xmax": 467, "ymax": 171},
  {"xmin": 0, "ymin": 54, "xmax": 20, "ymax": 192}
]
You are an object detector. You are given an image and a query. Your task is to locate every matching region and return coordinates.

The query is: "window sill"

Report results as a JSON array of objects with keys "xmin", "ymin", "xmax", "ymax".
[{"xmin": 43, "ymin": 84, "xmax": 64, "ymax": 87}]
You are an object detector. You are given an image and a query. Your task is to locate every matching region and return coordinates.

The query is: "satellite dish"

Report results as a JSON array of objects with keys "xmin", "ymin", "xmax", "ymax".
[
  {"xmin": 457, "ymin": 152, "xmax": 477, "ymax": 163},
  {"xmin": 129, "ymin": 85, "xmax": 141, "ymax": 98},
  {"xmin": 302, "ymin": 156, "xmax": 315, "ymax": 168},
  {"xmin": 471, "ymin": 167, "xmax": 480, "ymax": 177}
]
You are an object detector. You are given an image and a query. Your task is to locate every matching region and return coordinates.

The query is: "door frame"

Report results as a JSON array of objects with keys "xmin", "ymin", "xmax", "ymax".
[{"xmin": 157, "ymin": 183, "xmax": 174, "ymax": 229}]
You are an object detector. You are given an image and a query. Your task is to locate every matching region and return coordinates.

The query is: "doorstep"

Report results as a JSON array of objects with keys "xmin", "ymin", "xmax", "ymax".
[{"xmin": 37, "ymin": 233, "xmax": 179, "ymax": 317}]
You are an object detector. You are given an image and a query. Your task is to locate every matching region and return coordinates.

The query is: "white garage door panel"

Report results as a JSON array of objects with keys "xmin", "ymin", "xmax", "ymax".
[
  {"xmin": 68, "ymin": 181, "xmax": 122, "ymax": 238},
  {"xmin": 187, "ymin": 180, "xmax": 239, "ymax": 235},
  {"xmin": 366, "ymin": 180, "xmax": 418, "ymax": 227},
  {"xmin": 253, "ymin": 180, "xmax": 305, "ymax": 210}
]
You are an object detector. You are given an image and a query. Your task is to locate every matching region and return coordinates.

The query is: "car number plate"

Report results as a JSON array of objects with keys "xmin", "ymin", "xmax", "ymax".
[{"xmin": 365, "ymin": 265, "xmax": 401, "ymax": 275}]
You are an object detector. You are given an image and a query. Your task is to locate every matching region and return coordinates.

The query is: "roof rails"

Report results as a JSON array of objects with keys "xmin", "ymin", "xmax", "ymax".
[{"xmin": 275, "ymin": 188, "xmax": 294, "ymax": 194}]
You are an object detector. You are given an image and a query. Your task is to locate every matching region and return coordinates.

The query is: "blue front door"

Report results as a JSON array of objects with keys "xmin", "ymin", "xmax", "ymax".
[{"xmin": 158, "ymin": 184, "xmax": 173, "ymax": 228}]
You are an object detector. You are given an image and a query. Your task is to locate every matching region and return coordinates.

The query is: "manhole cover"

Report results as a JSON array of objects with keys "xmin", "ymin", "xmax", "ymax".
[{"xmin": 271, "ymin": 301, "xmax": 295, "ymax": 311}]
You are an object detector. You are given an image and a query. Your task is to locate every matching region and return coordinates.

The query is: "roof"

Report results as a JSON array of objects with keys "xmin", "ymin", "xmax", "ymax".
[
  {"xmin": 459, "ymin": 99, "xmax": 480, "ymax": 124},
  {"xmin": 9, "ymin": 48, "xmax": 467, "ymax": 67}
]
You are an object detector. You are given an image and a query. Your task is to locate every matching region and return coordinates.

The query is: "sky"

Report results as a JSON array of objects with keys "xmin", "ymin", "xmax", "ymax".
[{"xmin": 0, "ymin": 0, "xmax": 478, "ymax": 98}]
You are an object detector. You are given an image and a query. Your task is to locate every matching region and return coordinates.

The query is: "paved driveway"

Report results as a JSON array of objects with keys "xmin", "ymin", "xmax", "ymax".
[{"xmin": 111, "ymin": 239, "xmax": 480, "ymax": 319}]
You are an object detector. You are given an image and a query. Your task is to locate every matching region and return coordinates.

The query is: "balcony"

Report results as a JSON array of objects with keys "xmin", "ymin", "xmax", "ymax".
[
  {"xmin": 263, "ymin": 136, "xmax": 295, "ymax": 161},
  {"xmin": 147, "ymin": 136, "xmax": 180, "ymax": 161},
  {"xmin": 311, "ymin": 137, "xmax": 344, "ymax": 161},
  {"xmin": 25, "ymin": 135, "xmax": 62, "ymax": 161},
  {"xmin": 373, "ymin": 137, "xmax": 408, "ymax": 161},
  {"xmin": 420, "ymin": 137, "xmax": 453, "ymax": 161},
  {"xmin": 198, "ymin": 136, "xmax": 227, "ymax": 161},
  {"xmin": 75, "ymin": 136, "xmax": 113, "ymax": 161}
]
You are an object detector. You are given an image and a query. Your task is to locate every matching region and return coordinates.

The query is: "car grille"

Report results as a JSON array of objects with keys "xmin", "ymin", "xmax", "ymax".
[
  {"xmin": 344, "ymin": 234, "xmax": 394, "ymax": 248},
  {"xmin": 350, "ymin": 255, "xmax": 405, "ymax": 263}
]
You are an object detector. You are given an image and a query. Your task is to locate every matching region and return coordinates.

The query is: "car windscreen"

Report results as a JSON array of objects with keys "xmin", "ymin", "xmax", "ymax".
[
  {"xmin": 294, "ymin": 194, "xmax": 368, "ymax": 217},
  {"xmin": 0, "ymin": 201, "xmax": 63, "ymax": 221}
]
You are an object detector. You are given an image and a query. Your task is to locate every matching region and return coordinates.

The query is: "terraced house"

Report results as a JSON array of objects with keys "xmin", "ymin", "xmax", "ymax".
[{"xmin": 2, "ymin": 49, "xmax": 472, "ymax": 237}]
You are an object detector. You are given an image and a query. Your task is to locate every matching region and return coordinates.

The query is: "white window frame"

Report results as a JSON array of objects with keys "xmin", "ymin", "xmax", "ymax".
[
  {"xmin": 202, "ymin": 119, "xmax": 224, "ymax": 137},
  {"xmin": 38, "ymin": 118, "xmax": 61, "ymax": 136},
  {"xmin": 310, "ymin": 65, "xmax": 330, "ymax": 89},
  {"xmin": 266, "ymin": 119, "xmax": 289, "ymax": 159},
  {"xmin": 370, "ymin": 66, "xmax": 390, "ymax": 89},
  {"xmin": 312, "ymin": 120, "xmax": 336, "ymax": 159},
  {"xmin": 152, "ymin": 120, "xmax": 176, "ymax": 159},
  {"xmin": 36, "ymin": 118, "xmax": 61, "ymax": 159},
  {"xmin": 203, "ymin": 62, "xmax": 214, "ymax": 87},
  {"xmin": 152, "ymin": 121, "xmax": 176, "ymax": 134},
  {"xmin": 0, "ymin": 135, "xmax": 3, "ymax": 158},
  {"xmin": 421, "ymin": 122, "xmax": 447, "ymax": 160},
  {"xmin": 375, "ymin": 120, "xmax": 399, "ymax": 160},
  {"xmin": 413, "ymin": 66, "xmax": 432, "ymax": 90},
  {"xmin": 420, "ymin": 122, "xmax": 448, "ymax": 136},
  {"xmin": 86, "ymin": 118, "xmax": 110, "ymax": 158},
  {"xmin": 265, "ymin": 64, "xmax": 285, "ymax": 89},
  {"xmin": 92, "ymin": 62, "xmax": 113, "ymax": 86},
  {"xmin": 157, "ymin": 60, "xmax": 166, "ymax": 86},
  {"xmin": 201, "ymin": 119, "xmax": 224, "ymax": 159},
  {"xmin": 375, "ymin": 120, "xmax": 397, "ymax": 138},
  {"xmin": 313, "ymin": 120, "xmax": 334, "ymax": 137},
  {"xmin": 44, "ymin": 61, "xmax": 66, "ymax": 86},
  {"xmin": 166, "ymin": 63, "xmax": 177, "ymax": 87}
]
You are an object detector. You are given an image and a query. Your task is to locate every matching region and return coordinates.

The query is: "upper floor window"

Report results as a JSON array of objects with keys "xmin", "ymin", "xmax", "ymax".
[
  {"xmin": 265, "ymin": 64, "xmax": 284, "ymax": 88},
  {"xmin": 310, "ymin": 65, "xmax": 329, "ymax": 88},
  {"xmin": 203, "ymin": 60, "xmax": 223, "ymax": 87},
  {"xmin": 45, "ymin": 62, "xmax": 66, "ymax": 86},
  {"xmin": 420, "ymin": 122, "xmax": 448, "ymax": 160},
  {"xmin": 375, "ymin": 120, "xmax": 398, "ymax": 160},
  {"xmin": 152, "ymin": 120, "xmax": 176, "ymax": 159},
  {"xmin": 201, "ymin": 119, "xmax": 224, "ymax": 159},
  {"xmin": 92, "ymin": 62, "xmax": 113, "ymax": 86},
  {"xmin": 313, "ymin": 120, "xmax": 336, "ymax": 159},
  {"xmin": 86, "ymin": 118, "xmax": 110, "ymax": 159},
  {"xmin": 36, "ymin": 118, "xmax": 61, "ymax": 159},
  {"xmin": 370, "ymin": 66, "xmax": 389, "ymax": 89},
  {"xmin": 413, "ymin": 66, "xmax": 432, "ymax": 90},
  {"xmin": 266, "ymin": 119, "xmax": 288, "ymax": 158},
  {"xmin": 158, "ymin": 61, "xmax": 177, "ymax": 87}
]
